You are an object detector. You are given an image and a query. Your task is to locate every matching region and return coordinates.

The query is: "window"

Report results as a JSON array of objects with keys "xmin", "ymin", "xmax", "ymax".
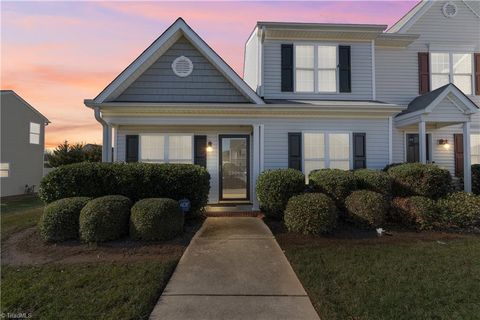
[
  {"xmin": 431, "ymin": 52, "xmax": 473, "ymax": 94},
  {"xmin": 295, "ymin": 45, "xmax": 314, "ymax": 92},
  {"xmin": 295, "ymin": 45, "xmax": 337, "ymax": 93},
  {"xmin": 29, "ymin": 122, "xmax": 40, "ymax": 144},
  {"xmin": 303, "ymin": 132, "xmax": 351, "ymax": 181},
  {"xmin": 0, "ymin": 163, "xmax": 9, "ymax": 178},
  {"xmin": 139, "ymin": 134, "xmax": 192, "ymax": 163},
  {"xmin": 472, "ymin": 134, "xmax": 480, "ymax": 165}
]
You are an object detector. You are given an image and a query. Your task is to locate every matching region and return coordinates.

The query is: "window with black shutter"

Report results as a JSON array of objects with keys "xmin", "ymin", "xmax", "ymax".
[
  {"xmin": 281, "ymin": 44, "xmax": 294, "ymax": 92},
  {"xmin": 194, "ymin": 135, "xmax": 207, "ymax": 168},
  {"xmin": 353, "ymin": 133, "xmax": 366, "ymax": 169},
  {"xmin": 339, "ymin": 46, "xmax": 351, "ymax": 93},
  {"xmin": 125, "ymin": 135, "xmax": 139, "ymax": 163}
]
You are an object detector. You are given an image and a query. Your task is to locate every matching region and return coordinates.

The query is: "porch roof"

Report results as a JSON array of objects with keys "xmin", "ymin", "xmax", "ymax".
[{"xmin": 395, "ymin": 84, "xmax": 478, "ymax": 128}]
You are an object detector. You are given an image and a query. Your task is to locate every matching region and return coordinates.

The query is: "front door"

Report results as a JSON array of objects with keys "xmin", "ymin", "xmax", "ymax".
[
  {"xmin": 406, "ymin": 134, "xmax": 431, "ymax": 163},
  {"xmin": 219, "ymin": 135, "xmax": 249, "ymax": 200}
]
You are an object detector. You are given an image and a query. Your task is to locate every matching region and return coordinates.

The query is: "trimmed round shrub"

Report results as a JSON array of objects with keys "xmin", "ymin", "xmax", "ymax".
[
  {"xmin": 387, "ymin": 163, "xmax": 452, "ymax": 199},
  {"xmin": 39, "ymin": 162, "xmax": 210, "ymax": 214},
  {"xmin": 79, "ymin": 195, "xmax": 132, "ymax": 243},
  {"xmin": 130, "ymin": 198, "xmax": 184, "ymax": 241},
  {"xmin": 437, "ymin": 192, "xmax": 480, "ymax": 228},
  {"xmin": 345, "ymin": 190, "xmax": 389, "ymax": 227},
  {"xmin": 256, "ymin": 169, "xmax": 305, "ymax": 219},
  {"xmin": 472, "ymin": 164, "xmax": 480, "ymax": 195},
  {"xmin": 390, "ymin": 196, "xmax": 439, "ymax": 230},
  {"xmin": 309, "ymin": 169, "xmax": 357, "ymax": 206},
  {"xmin": 354, "ymin": 169, "xmax": 392, "ymax": 195},
  {"xmin": 284, "ymin": 193, "xmax": 337, "ymax": 235},
  {"xmin": 38, "ymin": 197, "xmax": 90, "ymax": 241}
]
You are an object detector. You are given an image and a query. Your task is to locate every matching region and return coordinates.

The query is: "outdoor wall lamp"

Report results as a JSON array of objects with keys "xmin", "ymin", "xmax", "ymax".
[
  {"xmin": 438, "ymin": 139, "xmax": 450, "ymax": 150},
  {"xmin": 206, "ymin": 141, "xmax": 213, "ymax": 152}
]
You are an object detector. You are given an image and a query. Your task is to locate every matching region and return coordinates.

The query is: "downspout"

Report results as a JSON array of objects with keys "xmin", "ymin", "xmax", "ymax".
[{"xmin": 94, "ymin": 107, "xmax": 109, "ymax": 162}]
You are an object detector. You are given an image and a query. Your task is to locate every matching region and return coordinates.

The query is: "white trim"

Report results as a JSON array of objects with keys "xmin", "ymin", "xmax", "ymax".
[
  {"xmin": 371, "ymin": 40, "xmax": 376, "ymax": 100},
  {"xmin": 387, "ymin": 1, "xmax": 434, "ymax": 34},
  {"xmin": 388, "ymin": 116, "xmax": 393, "ymax": 164},
  {"xmin": 463, "ymin": 122, "xmax": 472, "ymax": 192},
  {"xmin": 93, "ymin": 19, "xmax": 264, "ymax": 105}
]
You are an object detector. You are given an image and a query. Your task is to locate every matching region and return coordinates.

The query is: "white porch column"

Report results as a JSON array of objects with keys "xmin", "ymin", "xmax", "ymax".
[
  {"xmin": 252, "ymin": 124, "xmax": 263, "ymax": 211},
  {"xmin": 112, "ymin": 126, "xmax": 117, "ymax": 162},
  {"xmin": 463, "ymin": 122, "xmax": 472, "ymax": 192},
  {"xmin": 419, "ymin": 121, "xmax": 427, "ymax": 164}
]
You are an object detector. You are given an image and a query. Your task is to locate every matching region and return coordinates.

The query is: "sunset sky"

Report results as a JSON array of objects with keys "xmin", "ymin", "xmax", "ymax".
[{"xmin": 1, "ymin": 0, "xmax": 418, "ymax": 149}]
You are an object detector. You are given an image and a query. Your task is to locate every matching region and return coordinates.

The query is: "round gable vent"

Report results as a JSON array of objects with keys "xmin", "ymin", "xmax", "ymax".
[
  {"xmin": 172, "ymin": 56, "xmax": 193, "ymax": 77},
  {"xmin": 442, "ymin": 2, "xmax": 458, "ymax": 18}
]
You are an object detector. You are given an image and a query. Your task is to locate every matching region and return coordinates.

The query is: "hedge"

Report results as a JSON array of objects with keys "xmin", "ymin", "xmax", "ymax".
[
  {"xmin": 39, "ymin": 162, "xmax": 210, "ymax": 214},
  {"xmin": 345, "ymin": 190, "xmax": 389, "ymax": 228},
  {"xmin": 387, "ymin": 163, "xmax": 452, "ymax": 199},
  {"xmin": 473, "ymin": 164, "xmax": 480, "ymax": 195},
  {"xmin": 284, "ymin": 193, "xmax": 337, "ymax": 235},
  {"xmin": 79, "ymin": 195, "xmax": 132, "ymax": 243},
  {"xmin": 256, "ymin": 169, "xmax": 305, "ymax": 219},
  {"xmin": 38, "ymin": 197, "xmax": 90, "ymax": 242},
  {"xmin": 130, "ymin": 198, "xmax": 184, "ymax": 241},
  {"xmin": 437, "ymin": 192, "xmax": 480, "ymax": 228},
  {"xmin": 354, "ymin": 169, "xmax": 392, "ymax": 196},
  {"xmin": 309, "ymin": 169, "xmax": 357, "ymax": 206},
  {"xmin": 390, "ymin": 196, "xmax": 439, "ymax": 230}
]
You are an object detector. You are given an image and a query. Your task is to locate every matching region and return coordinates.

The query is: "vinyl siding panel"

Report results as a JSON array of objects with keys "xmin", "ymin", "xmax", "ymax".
[
  {"xmin": 376, "ymin": 0, "xmax": 480, "ymax": 106},
  {"xmin": 263, "ymin": 40, "xmax": 373, "ymax": 100},
  {"xmin": 425, "ymin": 98, "xmax": 469, "ymax": 122},
  {"xmin": 115, "ymin": 37, "xmax": 249, "ymax": 103}
]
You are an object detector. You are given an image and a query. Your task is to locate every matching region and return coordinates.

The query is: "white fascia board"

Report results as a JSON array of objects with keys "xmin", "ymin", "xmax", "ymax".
[
  {"xmin": 387, "ymin": 1, "xmax": 433, "ymax": 34},
  {"xmin": 425, "ymin": 85, "xmax": 478, "ymax": 114}
]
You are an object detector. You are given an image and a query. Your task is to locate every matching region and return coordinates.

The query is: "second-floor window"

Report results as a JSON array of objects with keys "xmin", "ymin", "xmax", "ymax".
[
  {"xmin": 29, "ymin": 122, "xmax": 40, "ymax": 144},
  {"xmin": 431, "ymin": 52, "xmax": 473, "ymax": 95},
  {"xmin": 295, "ymin": 45, "xmax": 337, "ymax": 93}
]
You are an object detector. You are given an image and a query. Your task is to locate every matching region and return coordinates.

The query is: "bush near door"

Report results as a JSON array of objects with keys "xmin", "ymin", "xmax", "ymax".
[
  {"xmin": 390, "ymin": 196, "xmax": 439, "ymax": 230},
  {"xmin": 39, "ymin": 163, "xmax": 210, "ymax": 214},
  {"xmin": 256, "ymin": 169, "xmax": 305, "ymax": 219},
  {"xmin": 309, "ymin": 169, "xmax": 358, "ymax": 206},
  {"xmin": 345, "ymin": 190, "xmax": 389, "ymax": 228},
  {"xmin": 387, "ymin": 163, "xmax": 452, "ymax": 199},
  {"xmin": 130, "ymin": 198, "xmax": 184, "ymax": 241},
  {"xmin": 437, "ymin": 192, "xmax": 480, "ymax": 228},
  {"xmin": 353, "ymin": 169, "xmax": 392, "ymax": 196}
]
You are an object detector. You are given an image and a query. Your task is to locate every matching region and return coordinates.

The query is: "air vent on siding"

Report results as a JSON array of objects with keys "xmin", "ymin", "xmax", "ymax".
[
  {"xmin": 442, "ymin": 2, "xmax": 458, "ymax": 18},
  {"xmin": 172, "ymin": 56, "xmax": 193, "ymax": 77}
]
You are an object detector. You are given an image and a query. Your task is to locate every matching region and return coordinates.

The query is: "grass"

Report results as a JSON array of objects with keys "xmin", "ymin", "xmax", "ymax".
[
  {"xmin": 1, "ymin": 261, "xmax": 177, "ymax": 320},
  {"xmin": 284, "ymin": 238, "xmax": 480, "ymax": 320},
  {"xmin": 1, "ymin": 196, "xmax": 44, "ymax": 241}
]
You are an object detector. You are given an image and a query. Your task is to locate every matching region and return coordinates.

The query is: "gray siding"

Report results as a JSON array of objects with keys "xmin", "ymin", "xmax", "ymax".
[
  {"xmin": 244, "ymin": 29, "xmax": 259, "ymax": 93},
  {"xmin": 116, "ymin": 36, "xmax": 249, "ymax": 103},
  {"xmin": 262, "ymin": 40, "xmax": 373, "ymax": 100},
  {"xmin": 376, "ymin": 0, "xmax": 480, "ymax": 106},
  {"xmin": 0, "ymin": 93, "xmax": 46, "ymax": 197}
]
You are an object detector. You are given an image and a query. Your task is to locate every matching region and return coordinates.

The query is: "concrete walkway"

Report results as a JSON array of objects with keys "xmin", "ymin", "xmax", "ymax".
[{"xmin": 150, "ymin": 217, "xmax": 320, "ymax": 320}]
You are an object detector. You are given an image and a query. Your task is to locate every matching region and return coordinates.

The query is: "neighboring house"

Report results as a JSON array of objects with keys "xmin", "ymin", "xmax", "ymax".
[
  {"xmin": 85, "ymin": 0, "xmax": 480, "ymax": 209},
  {"xmin": 1, "ymin": 90, "xmax": 50, "ymax": 197}
]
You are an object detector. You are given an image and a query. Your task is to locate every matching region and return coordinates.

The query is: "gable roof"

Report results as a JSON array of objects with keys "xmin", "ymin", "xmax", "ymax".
[
  {"xmin": 387, "ymin": 0, "xmax": 434, "ymax": 33},
  {"xmin": 92, "ymin": 18, "xmax": 264, "ymax": 105},
  {"xmin": 0, "ymin": 90, "xmax": 50, "ymax": 123},
  {"xmin": 396, "ymin": 83, "xmax": 478, "ymax": 117}
]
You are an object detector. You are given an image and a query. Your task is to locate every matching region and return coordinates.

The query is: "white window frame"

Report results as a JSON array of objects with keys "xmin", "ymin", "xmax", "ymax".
[
  {"xmin": 139, "ymin": 133, "xmax": 194, "ymax": 164},
  {"xmin": 294, "ymin": 43, "xmax": 339, "ymax": 94},
  {"xmin": 471, "ymin": 133, "xmax": 480, "ymax": 165},
  {"xmin": 29, "ymin": 122, "xmax": 41, "ymax": 145},
  {"xmin": 302, "ymin": 131, "xmax": 353, "ymax": 175},
  {"xmin": 430, "ymin": 52, "xmax": 474, "ymax": 95},
  {"xmin": 0, "ymin": 163, "xmax": 9, "ymax": 178}
]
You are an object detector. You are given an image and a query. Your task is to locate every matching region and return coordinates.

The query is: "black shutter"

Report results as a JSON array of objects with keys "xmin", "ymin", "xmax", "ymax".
[
  {"xmin": 194, "ymin": 135, "xmax": 207, "ymax": 168},
  {"xmin": 281, "ymin": 44, "xmax": 294, "ymax": 92},
  {"xmin": 353, "ymin": 133, "xmax": 366, "ymax": 169},
  {"xmin": 125, "ymin": 135, "xmax": 139, "ymax": 163},
  {"xmin": 339, "ymin": 46, "xmax": 351, "ymax": 93},
  {"xmin": 288, "ymin": 133, "xmax": 302, "ymax": 171}
]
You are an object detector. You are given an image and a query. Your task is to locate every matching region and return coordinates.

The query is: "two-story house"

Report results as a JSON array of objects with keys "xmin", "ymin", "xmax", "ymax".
[
  {"xmin": 1, "ymin": 90, "xmax": 50, "ymax": 197},
  {"xmin": 85, "ymin": 0, "xmax": 480, "ymax": 209}
]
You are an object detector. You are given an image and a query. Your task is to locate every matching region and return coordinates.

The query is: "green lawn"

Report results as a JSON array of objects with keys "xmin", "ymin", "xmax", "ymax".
[
  {"xmin": 284, "ymin": 238, "xmax": 480, "ymax": 320},
  {"xmin": 1, "ymin": 196, "xmax": 44, "ymax": 240},
  {"xmin": 1, "ymin": 261, "xmax": 177, "ymax": 320}
]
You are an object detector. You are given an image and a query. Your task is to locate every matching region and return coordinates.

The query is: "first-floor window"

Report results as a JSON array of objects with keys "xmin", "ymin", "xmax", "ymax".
[
  {"xmin": 140, "ymin": 134, "xmax": 192, "ymax": 164},
  {"xmin": 303, "ymin": 132, "xmax": 351, "ymax": 181},
  {"xmin": 472, "ymin": 134, "xmax": 480, "ymax": 165},
  {"xmin": 0, "ymin": 163, "xmax": 9, "ymax": 178}
]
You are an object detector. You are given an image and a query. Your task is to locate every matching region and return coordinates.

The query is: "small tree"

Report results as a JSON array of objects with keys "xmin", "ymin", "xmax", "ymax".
[
  {"xmin": 84, "ymin": 145, "xmax": 102, "ymax": 162},
  {"xmin": 47, "ymin": 141, "xmax": 101, "ymax": 167}
]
